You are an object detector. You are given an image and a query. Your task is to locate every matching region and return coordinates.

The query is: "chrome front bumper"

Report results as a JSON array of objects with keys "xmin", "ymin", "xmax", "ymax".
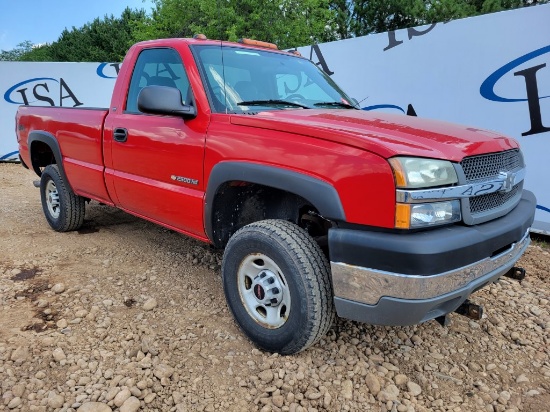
[{"xmin": 331, "ymin": 229, "xmax": 530, "ymax": 306}]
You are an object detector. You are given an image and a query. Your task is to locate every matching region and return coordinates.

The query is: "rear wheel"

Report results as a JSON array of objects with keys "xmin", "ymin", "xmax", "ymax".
[
  {"xmin": 222, "ymin": 219, "xmax": 335, "ymax": 354},
  {"xmin": 40, "ymin": 164, "xmax": 85, "ymax": 232}
]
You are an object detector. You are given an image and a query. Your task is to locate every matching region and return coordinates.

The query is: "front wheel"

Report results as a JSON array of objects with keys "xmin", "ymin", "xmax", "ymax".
[
  {"xmin": 222, "ymin": 220, "xmax": 335, "ymax": 354},
  {"xmin": 40, "ymin": 164, "xmax": 85, "ymax": 232}
]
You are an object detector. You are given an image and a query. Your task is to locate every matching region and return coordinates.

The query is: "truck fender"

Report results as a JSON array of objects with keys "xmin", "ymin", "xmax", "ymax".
[
  {"xmin": 204, "ymin": 162, "xmax": 346, "ymax": 241},
  {"xmin": 28, "ymin": 131, "xmax": 70, "ymax": 188}
]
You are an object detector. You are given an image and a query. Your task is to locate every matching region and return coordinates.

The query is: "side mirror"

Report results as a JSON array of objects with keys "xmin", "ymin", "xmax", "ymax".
[{"xmin": 137, "ymin": 85, "xmax": 196, "ymax": 119}]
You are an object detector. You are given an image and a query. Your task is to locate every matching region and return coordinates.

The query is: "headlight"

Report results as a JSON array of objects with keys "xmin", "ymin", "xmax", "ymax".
[
  {"xmin": 389, "ymin": 157, "xmax": 458, "ymax": 188},
  {"xmin": 396, "ymin": 200, "xmax": 461, "ymax": 229}
]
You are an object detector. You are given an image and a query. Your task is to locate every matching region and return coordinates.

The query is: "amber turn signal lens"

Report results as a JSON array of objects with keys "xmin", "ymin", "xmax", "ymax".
[
  {"xmin": 388, "ymin": 158, "xmax": 407, "ymax": 188},
  {"xmin": 395, "ymin": 203, "xmax": 411, "ymax": 229}
]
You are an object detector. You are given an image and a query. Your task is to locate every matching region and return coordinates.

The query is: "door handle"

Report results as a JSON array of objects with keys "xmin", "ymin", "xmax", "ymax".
[{"xmin": 113, "ymin": 128, "xmax": 128, "ymax": 143}]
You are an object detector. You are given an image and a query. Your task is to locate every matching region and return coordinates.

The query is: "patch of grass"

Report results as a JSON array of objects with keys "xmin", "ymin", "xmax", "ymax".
[{"xmin": 531, "ymin": 233, "xmax": 550, "ymax": 249}]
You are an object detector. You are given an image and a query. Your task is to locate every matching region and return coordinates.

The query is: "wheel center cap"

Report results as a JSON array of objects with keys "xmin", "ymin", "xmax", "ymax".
[
  {"xmin": 251, "ymin": 270, "xmax": 283, "ymax": 306},
  {"xmin": 254, "ymin": 284, "xmax": 265, "ymax": 300}
]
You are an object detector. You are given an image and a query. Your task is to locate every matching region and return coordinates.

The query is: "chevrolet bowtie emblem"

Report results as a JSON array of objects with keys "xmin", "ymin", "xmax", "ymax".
[{"xmin": 498, "ymin": 171, "xmax": 516, "ymax": 193}]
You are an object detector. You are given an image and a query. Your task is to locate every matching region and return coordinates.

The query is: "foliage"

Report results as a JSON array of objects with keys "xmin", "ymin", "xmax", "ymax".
[
  {"xmin": 18, "ymin": 44, "xmax": 54, "ymax": 62},
  {"xmin": 330, "ymin": 0, "xmax": 354, "ymax": 39},
  {"xmin": 0, "ymin": 41, "xmax": 35, "ymax": 61},
  {"xmin": 3, "ymin": 8, "xmax": 147, "ymax": 62},
  {"xmin": 340, "ymin": 0, "xmax": 546, "ymax": 37},
  {"xmin": 132, "ymin": 0, "xmax": 337, "ymax": 49},
  {"xmin": 350, "ymin": 0, "xmax": 425, "ymax": 36},
  {"xmin": 2, "ymin": 0, "xmax": 548, "ymax": 61},
  {"xmin": 48, "ymin": 8, "xmax": 148, "ymax": 62}
]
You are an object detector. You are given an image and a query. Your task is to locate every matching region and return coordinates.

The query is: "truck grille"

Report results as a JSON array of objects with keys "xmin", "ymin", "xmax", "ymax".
[
  {"xmin": 469, "ymin": 183, "xmax": 521, "ymax": 214},
  {"xmin": 460, "ymin": 149, "xmax": 523, "ymax": 224},
  {"xmin": 461, "ymin": 149, "xmax": 522, "ymax": 181}
]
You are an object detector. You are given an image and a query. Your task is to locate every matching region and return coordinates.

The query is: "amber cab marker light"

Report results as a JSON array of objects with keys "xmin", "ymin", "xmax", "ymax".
[
  {"xmin": 238, "ymin": 38, "xmax": 278, "ymax": 50},
  {"xmin": 395, "ymin": 204, "xmax": 411, "ymax": 229}
]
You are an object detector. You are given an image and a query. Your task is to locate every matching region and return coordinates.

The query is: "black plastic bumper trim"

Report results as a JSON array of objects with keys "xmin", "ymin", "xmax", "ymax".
[{"xmin": 329, "ymin": 190, "xmax": 536, "ymax": 276}]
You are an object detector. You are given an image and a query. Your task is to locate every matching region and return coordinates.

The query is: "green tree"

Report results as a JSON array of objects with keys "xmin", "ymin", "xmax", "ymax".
[
  {"xmin": 11, "ymin": 7, "xmax": 148, "ymax": 62},
  {"xmin": 47, "ymin": 8, "xmax": 148, "ymax": 62},
  {"xmin": 133, "ymin": 0, "xmax": 337, "ymax": 49},
  {"xmin": 0, "ymin": 41, "xmax": 35, "ymax": 61},
  {"xmin": 424, "ymin": 0, "xmax": 477, "ymax": 23},
  {"xmin": 348, "ymin": 0, "xmax": 548, "ymax": 37},
  {"xmin": 18, "ymin": 44, "xmax": 54, "ymax": 61},
  {"xmin": 330, "ymin": 0, "xmax": 354, "ymax": 39},
  {"xmin": 351, "ymin": 0, "xmax": 427, "ymax": 36}
]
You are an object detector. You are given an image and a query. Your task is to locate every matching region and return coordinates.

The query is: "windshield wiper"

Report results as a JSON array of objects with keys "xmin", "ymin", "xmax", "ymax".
[
  {"xmin": 313, "ymin": 101, "xmax": 358, "ymax": 109},
  {"xmin": 237, "ymin": 99, "xmax": 310, "ymax": 109}
]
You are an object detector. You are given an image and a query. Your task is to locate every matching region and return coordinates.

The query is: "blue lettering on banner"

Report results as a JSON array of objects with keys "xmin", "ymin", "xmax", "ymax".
[
  {"xmin": 4, "ymin": 77, "xmax": 83, "ymax": 107},
  {"xmin": 362, "ymin": 104, "xmax": 405, "ymax": 113},
  {"xmin": 480, "ymin": 45, "xmax": 550, "ymax": 136},
  {"xmin": 96, "ymin": 63, "xmax": 121, "ymax": 79},
  {"xmin": 383, "ymin": 24, "xmax": 437, "ymax": 52},
  {"xmin": 0, "ymin": 151, "xmax": 19, "ymax": 160}
]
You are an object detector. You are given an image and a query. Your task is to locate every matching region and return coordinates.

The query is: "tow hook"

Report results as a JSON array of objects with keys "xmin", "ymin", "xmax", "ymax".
[
  {"xmin": 434, "ymin": 299, "xmax": 484, "ymax": 327},
  {"xmin": 503, "ymin": 266, "xmax": 526, "ymax": 283},
  {"xmin": 439, "ymin": 267, "xmax": 527, "ymax": 327},
  {"xmin": 435, "ymin": 314, "xmax": 451, "ymax": 327},
  {"xmin": 454, "ymin": 299, "xmax": 483, "ymax": 320}
]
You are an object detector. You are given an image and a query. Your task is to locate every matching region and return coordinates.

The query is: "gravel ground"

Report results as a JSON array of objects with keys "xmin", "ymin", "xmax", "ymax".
[{"xmin": 0, "ymin": 162, "xmax": 549, "ymax": 412}]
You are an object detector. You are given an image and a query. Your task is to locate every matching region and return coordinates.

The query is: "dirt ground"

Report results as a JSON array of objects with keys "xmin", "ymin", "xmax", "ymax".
[{"xmin": 0, "ymin": 162, "xmax": 548, "ymax": 412}]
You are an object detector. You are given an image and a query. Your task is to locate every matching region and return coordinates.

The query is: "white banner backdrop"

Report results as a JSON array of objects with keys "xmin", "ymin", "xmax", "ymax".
[
  {"xmin": 1, "ymin": 5, "xmax": 549, "ymax": 232},
  {"xmin": 0, "ymin": 62, "xmax": 119, "ymax": 160},
  {"xmin": 296, "ymin": 5, "xmax": 550, "ymax": 234}
]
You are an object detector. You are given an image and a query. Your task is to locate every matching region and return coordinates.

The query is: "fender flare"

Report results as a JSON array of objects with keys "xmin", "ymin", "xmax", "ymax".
[
  {"xmin": 204, "ymin": 162, "xmax": 346, "ymax": 241},
  {"xmin": 28, "ymin": 131, "xmax": 70, "ymax": 187}
]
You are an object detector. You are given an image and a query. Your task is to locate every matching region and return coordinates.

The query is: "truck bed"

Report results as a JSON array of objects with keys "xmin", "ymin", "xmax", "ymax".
[{"xmin": 17, "ymin": 106, "xmax": 111, "ymax": 203}]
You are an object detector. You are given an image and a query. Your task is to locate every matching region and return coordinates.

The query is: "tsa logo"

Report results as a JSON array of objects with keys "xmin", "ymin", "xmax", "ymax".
[{"xmin": 4, "ymin": 77, "xmax": 83, "ymax": 107}]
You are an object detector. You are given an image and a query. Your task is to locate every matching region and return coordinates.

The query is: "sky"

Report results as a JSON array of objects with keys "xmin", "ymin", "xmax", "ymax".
[{"xmin": 0, "ymin": 0, "xmax": 154, "ymax": 51}]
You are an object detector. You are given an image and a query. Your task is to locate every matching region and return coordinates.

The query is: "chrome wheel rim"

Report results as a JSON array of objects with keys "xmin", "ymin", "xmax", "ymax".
[
  {"xmin": 237, "ymin": 253, "xmax": 291, "ymax": 329},
  {"xmin": 45, "ymin": 180, "xmax": 60, "ymax": 219}
]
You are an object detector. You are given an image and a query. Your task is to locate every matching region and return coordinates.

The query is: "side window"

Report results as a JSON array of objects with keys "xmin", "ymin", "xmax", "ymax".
[{"xmin": 126, "ymin": 48, "xmax": 191, "ymax": 114}]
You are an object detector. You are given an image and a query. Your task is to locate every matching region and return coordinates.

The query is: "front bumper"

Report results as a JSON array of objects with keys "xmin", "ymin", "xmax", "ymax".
[{"xmin": 329, "ymin": 190, "xmax": 536, "ymax": 325}]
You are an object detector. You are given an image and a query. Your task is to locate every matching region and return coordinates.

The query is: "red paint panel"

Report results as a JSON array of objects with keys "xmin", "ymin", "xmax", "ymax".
[
  {"xmin": 16, "ymin": 106, "xmax": 112, "ymax": 204},
  {"xmin": 204, "ymin": 115, "xmax": 396, "ymax": 228},
  {"xmin": 230, "ymin": 110, "xmax": 519, "ymax": 161},
  {"xmin": 104, "ymin": 112, "xmax": 207, "ymax": 237}
]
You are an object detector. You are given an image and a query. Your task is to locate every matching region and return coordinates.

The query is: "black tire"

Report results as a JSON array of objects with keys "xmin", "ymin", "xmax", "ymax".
[
  {"xmin": 40, "ymin": 164, "xmax": 85, "ymax": 232},
  {"xmin": 222, "ymin": 219, "xmax": 335, "ymax": 354}
]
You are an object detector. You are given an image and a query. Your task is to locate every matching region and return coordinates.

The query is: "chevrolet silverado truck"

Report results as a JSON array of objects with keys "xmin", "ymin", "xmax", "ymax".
[{"xmin": 16, "ymin": 37, "xmax": 536, "ymax": 354}]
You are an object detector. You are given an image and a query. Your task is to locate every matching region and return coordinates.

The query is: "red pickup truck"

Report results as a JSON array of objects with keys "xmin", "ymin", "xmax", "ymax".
[{"xmin": 16, "ymin": 37, "xmax": 536, "ymax": 354}]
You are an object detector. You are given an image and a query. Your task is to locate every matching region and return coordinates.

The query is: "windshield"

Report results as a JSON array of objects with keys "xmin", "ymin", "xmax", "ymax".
[{"xmin": 191, "ymin": 45, "xmax": 357, "ymax": 113}]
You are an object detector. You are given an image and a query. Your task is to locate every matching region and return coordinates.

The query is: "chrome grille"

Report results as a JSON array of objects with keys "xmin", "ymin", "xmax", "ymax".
[
  {"xmin": 459, "ymin": 149, "xmax": 524, "ymax": 224},
  {"xmin": 469, "ymin": 183, "xmax": 521, "ymax": 214},
  {"xmin": 461, "ymin": 149, "xmax": 522, "ymax": 182}
]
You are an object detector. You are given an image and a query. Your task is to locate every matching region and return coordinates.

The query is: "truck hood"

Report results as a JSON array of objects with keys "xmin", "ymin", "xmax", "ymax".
[{"xmin": 230, "ymin": 109, "xmax": 518, "ymax": 161}]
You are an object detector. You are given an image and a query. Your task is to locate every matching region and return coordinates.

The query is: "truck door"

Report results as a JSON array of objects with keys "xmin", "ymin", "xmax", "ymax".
[{"xmin": 104, "ymin": 47, "xmax": 207, "ymax": 238}]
